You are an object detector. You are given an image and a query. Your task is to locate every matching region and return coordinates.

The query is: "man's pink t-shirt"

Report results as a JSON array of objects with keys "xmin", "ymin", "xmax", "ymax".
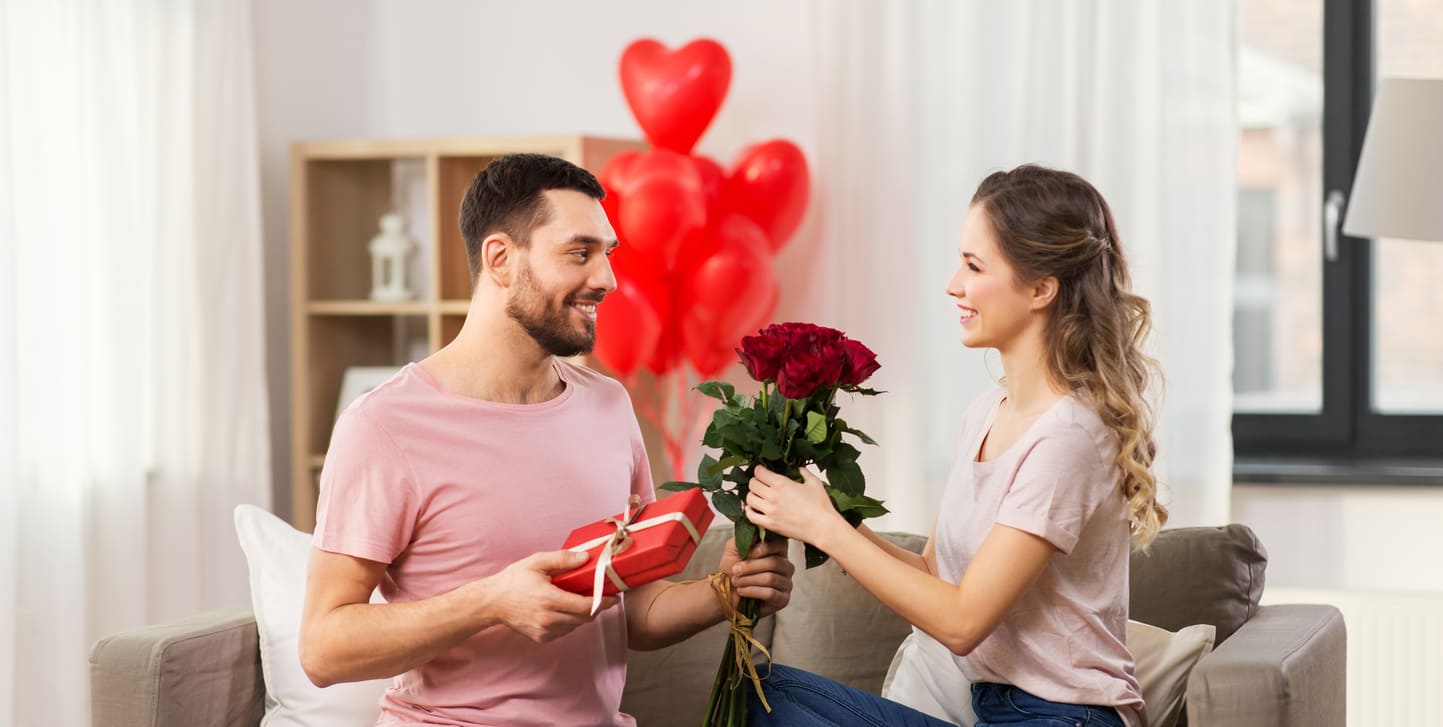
[
  {"xmin": 934, "ymin": 387, "xmax": 1146, "ymax": 727},
  {"xmin": 313, "ymin": 360, "xmax": 654, "ymax": 727}
]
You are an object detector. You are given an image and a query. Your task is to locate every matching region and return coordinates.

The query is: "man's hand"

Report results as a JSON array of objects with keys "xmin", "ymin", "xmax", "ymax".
[
  {"xmin": 717, "ymin": 537, "xmax": 795, "ymax": 617},
  {"xmin": 478, "ymin": 550, "xmax": 620, "ymax": 643}
]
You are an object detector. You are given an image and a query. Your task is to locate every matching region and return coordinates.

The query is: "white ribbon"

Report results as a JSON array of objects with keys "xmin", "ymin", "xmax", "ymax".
[{"xmin": 569, "ymin": 496, "xmax": 703, "ymax": 615}]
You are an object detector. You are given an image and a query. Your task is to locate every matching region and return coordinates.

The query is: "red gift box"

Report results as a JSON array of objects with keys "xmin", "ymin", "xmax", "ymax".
[{"xmin": 552, "ymin": 488, "xmax": 715, "ymax": 600}]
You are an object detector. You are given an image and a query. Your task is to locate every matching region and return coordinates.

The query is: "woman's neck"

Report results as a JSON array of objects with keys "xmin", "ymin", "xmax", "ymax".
[{"xmin": 997, "ymin": 329, "xmax": 1068, "ymax": 416}]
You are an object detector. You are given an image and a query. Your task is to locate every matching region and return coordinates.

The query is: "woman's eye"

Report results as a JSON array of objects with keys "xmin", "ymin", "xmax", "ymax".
[{"xmin": 968, "ymin": 263, "xmax": 981, "ymax": 273}]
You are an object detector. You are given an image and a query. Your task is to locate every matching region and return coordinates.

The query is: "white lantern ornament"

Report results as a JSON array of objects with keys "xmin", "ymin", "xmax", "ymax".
[{"xmin": 368, "ymin": 212, "xmax": 417, "ymax": 302}]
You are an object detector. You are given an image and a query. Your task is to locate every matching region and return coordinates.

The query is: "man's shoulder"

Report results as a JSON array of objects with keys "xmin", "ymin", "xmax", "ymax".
[{"xmin": 558, "ymin": 359, "xmax": 629, "ymax": 397}]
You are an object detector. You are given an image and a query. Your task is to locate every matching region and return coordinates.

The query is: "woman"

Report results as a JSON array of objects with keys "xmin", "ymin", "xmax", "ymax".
[{"xmin": 744, "ymin": 164, "xmax": 1166, "ymax": 727}]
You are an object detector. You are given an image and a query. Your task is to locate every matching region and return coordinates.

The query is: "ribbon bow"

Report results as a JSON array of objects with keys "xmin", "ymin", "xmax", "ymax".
[{"xmin": 569, "ymin": 494, "xmax": 702, "ymax": 615}]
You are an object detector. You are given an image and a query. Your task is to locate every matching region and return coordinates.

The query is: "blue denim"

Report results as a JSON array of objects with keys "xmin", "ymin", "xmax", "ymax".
[
  {"xmin": 972, "ymin": 682, "xmax": 1126, "ymax": 727},
  {"xmin": 744, "ymin": 665, "xmax": 1127, "ymax": 727},
  {"xmin": 746, "ymin": 664, "xmax": 956, "ymax": 726}
]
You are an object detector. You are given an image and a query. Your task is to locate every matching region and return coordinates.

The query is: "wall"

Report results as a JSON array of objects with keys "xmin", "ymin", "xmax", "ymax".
[
  {"xmin": 253, "ymin": 0, "xmax": 821, "ymax": 519},
  {"xmin": 1233, "ymin": 484, "xmax": 1443, "ymax": 593}
]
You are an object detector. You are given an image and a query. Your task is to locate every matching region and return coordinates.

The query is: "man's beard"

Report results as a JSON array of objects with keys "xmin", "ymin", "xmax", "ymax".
[{"xmin": 505, "ymin": 261, "xmax": 601, "ymax": 358}]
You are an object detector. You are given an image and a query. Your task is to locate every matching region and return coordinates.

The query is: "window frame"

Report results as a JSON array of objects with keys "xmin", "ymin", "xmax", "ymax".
[{"xmin": 1232, "ymin": 0, "xmax": 1443, "ymax": 463}]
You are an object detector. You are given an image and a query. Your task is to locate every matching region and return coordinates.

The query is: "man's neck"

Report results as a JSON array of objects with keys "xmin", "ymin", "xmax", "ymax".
[{"xmin": 420, "ymin": 308, "xmax": 564, "ymax": 405}]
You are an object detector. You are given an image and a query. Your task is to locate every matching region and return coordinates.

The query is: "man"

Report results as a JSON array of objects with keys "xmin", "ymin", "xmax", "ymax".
[{"xmin": 299, "ymin": 153, "xmax": 794, "ymax": 726}]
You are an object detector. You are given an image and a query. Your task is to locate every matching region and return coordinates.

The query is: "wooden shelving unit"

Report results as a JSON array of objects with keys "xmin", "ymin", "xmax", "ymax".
[{"xmin": 289, "ymin": 135, "xmax": 643, "ymax": 530}]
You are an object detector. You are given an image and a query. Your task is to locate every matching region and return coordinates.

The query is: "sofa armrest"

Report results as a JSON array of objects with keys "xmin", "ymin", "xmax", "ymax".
[
  {"xmin": 1185, "ymin": 604, "xmax": 1345, "ymax": 727},
  {"xmin": 89, "ymin": 608, "xmax": 264, "ymax": 727}
]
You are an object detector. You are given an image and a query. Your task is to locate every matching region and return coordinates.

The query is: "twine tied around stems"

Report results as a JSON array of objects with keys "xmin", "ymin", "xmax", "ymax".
[{"xmin": 707, "ymin": 571, "xmax": 773, "ymax": 713}]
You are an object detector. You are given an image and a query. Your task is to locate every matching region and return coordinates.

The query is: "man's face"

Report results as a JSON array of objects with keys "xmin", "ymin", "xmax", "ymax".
[{"xmin": 504, "ymin": 189, "xmax": 618, "ymax": 357}]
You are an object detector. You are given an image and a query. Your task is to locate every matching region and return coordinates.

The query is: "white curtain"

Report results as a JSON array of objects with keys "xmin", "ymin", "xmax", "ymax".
[
  {"xmin": 0, "ymin": 2, "xmax": 272, "ymax": 724},
  {"xmin": 810, "ymin": 0, "xmax": 1235, "ymax": 533}
]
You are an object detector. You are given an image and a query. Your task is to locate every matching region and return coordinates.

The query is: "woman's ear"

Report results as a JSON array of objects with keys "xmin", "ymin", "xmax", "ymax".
[
  {"xmin": 481, "ymin": 233, "xmax": 515, "ymax": 287},
  {"xmin": 1030, "ymin": 275, "xmax": 1060, "ymax": 311}
]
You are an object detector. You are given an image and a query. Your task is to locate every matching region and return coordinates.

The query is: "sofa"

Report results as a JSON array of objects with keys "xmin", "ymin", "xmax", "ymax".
[{"xmin": 90, "ymin": 524, "xmax": 1345, "ymax": 726}]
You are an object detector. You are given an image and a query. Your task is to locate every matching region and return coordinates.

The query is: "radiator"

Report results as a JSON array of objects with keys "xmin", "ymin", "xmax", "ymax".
[{"xmin": 1261, "ymin": 587, "xmax": 1443, "ymax": 726}]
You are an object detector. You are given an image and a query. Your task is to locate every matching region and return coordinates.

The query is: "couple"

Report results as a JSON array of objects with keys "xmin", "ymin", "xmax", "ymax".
[{"xmin": 299, "ymin": 153, "xmax": 1165, "ymax": 727}]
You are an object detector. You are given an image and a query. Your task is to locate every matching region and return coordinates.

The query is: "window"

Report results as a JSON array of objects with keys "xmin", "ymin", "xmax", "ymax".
[{"xmin": 1233, "ymin": 0, "xmax": 1443, "ymax": 461}]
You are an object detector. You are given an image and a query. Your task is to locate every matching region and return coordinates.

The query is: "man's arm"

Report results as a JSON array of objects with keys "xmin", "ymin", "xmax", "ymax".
[
  {"xmin": 299, "ymin": 547, "xmax": 616, "ymax": 687},
  {"xmin": 624, "ymin": 537, "xmax": 794, "ymax": 651}
]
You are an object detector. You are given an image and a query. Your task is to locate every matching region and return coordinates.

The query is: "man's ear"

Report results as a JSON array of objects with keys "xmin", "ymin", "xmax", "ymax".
[
  {"xmin": 480, "ymin": 233, "xmax": 517, "ymax": 287},
  {"xmin": 1030, "ymin": 275, "xmax": 1060, "ymax": 311}
]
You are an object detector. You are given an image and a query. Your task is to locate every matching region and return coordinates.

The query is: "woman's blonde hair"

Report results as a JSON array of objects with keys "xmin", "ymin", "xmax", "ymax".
[{"xmin": 972, "ymin": 164, "xmax": 1168, "ymax": 550}]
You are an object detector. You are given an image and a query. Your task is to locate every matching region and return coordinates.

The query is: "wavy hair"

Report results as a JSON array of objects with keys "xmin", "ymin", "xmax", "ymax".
[{"xmin": 972, "ymin": 164, "xmax": 1167, "ymax": 550}]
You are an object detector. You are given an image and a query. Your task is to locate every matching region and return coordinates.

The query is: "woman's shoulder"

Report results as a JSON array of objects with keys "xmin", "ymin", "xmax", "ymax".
[{"xmin": 1034, "ymin": 392, "xmax": 1117, "ymax": 467}]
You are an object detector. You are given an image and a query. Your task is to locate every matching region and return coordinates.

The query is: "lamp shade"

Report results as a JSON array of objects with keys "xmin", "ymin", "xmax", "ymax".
[{"xmin": 1342, "ymin": 78, "xmax": 1443, "ymax": 242}]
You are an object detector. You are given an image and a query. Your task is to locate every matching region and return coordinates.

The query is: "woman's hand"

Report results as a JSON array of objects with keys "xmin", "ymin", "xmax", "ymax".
[{"xmin": 745, "ymin": 466, "xmax": 847, "ymax": 548}]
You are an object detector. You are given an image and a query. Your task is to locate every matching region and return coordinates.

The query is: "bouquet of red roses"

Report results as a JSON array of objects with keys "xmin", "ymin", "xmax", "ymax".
[{"xmin": 662, "ymin": 322, "xmax": 886, "ymax": 726}]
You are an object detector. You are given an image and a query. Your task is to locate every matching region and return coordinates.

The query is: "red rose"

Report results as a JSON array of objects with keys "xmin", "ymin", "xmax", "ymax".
[
  {"xmin": 777, "ymin": 346, "xmax": 845, "ymax": 399},
  {"xmin": 737, "ymin": 332, "xmax": 787, "ymax": 382},
  {"xmin": 839, "ymin": 339, "xmax": 880, "ymax": 386}
]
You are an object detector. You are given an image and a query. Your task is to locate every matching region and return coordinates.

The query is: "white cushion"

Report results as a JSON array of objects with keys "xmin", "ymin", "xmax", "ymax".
[
  {"xmin": 881, "ymin": 628, "xmax": 979, "ymax": 726},
  {"xmin": 1128, "ymin": 620, "xmax": 1215, "ymax": 727},
  {"xmin": 234, "ymin": 504, "xmax": 390, "ymax": 727},
  {"xmin": 881, "ymin": 620, "xmax": 1216, "ymax": 727}
]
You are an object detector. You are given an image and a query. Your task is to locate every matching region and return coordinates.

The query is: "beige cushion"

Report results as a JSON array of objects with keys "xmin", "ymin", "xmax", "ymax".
[
  {"xmin": 767, "ymin": 533, "xmax": 926, "ymax": 694},
  {"xmin": 1130, "ymin": 525, "xmax": 1267, "ymax": 644},
  {"xmin": 620, "ymin": 527, "xmax": 777, "ymax": 725},
  {"xmin": 1128, "ymin": 620, "xmax": 1215, "ymax": 727},
  {"xmin": 878, "ymin": 621, "xmax": 1213, "ymax": 727}
]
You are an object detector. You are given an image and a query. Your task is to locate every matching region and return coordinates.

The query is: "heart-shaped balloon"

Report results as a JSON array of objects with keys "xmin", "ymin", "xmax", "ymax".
[
  {"xmin": 681, "ymin": 214, "xmax": 777, "ymax": 347},
  {"xmin": 620, "ymin": 39, "xmax": 732, "ymax": 154},
  {"xmin": 724, "ymin": 140, "xmax": 811, "ymax": 252},
  {"xmin": 617, "ymin": 151, "xmax": 706, "ymax": 273},
  {"xmin": 593, "ymin": 274, "xmax": 662, "ymax": 377}
]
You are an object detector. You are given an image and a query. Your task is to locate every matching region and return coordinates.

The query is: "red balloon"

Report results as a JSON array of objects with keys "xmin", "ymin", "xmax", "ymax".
[
  {"xmin": 725, "ymin": 140, "xmax": 811, "ymax": 252},
  {"xmin": 611, "ymin": 251, "xmax": 680, "ymax": 375},
  {"xmin": 682, "ymin": 215, "xmax": 776, "ymax": 345},
  {"xmin": 683, "ymin": 335, "xmax": 737, "ymax": 378},
  {"xmin": 593, "ymin": 275, "xmax": 662, "ymax": 377},
  {"xmin": 620, "ymin": 39, "xmax": 732, "ymax": 154},
  {"xmin": 691, "ymin": 154, "xmax": 727, "ymax": 224},
  {"xmin": 617, "ymin": 150, "xmax": 706, "ymax": 273}
]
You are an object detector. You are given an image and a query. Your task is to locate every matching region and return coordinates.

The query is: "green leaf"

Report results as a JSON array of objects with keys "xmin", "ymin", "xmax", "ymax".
[
  {"xmin": 711, "ymin": 491, "xmax": 743, "ymax": 520},
  {"xmin": 734, "ymin": 520, "xmax": 758, "ymax": 560},
  {"xmin": 695, "ymin": 380, "xmax": 736, "ymax": 404},
  {"xmin": 723, "ymin": 466, "xmax": 752, "ymax": 486},
  {"xmin": 698, "ymin": 454, "xmax": 723, "ymax": 490},
  {"xmin": 825, "ymin": 456, "xmax": 865, "ymax": 495},
  {"xmin": 841, "ymin": 385, "xmax": 885, "ymax": 396},
  {"xmin": 840, "ymin": 423, "xmax": 878, "ymax": 446},
  {"xmin": 804, "ymin": 543, "xmax": 830, "ymax": 569},
  {"xmin": 805, "ymin": 411, "xmax": 828, "ymax": 444},
  {"xmin": 828, "ymin": 488, "xmax": 889, "ymax": 518},
  {"xmin": 659, "ymin": 480, "xmax": 698, "ymax": 492}
]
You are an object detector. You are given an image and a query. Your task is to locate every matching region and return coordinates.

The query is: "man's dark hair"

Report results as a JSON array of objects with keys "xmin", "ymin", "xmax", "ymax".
[{"xmin": 458, "ymin": 153, "xmax": 605, "ymax": 281}]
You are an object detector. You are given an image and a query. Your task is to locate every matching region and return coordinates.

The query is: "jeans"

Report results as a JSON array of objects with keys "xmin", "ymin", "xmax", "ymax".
[
  {"xmin": 971, "ymin": 682, "xmax": 1126, "ymax": 727},
  {"xmin": 745, "ymin": 664, "xmax": 1125, "ymax": 727},
  {"xmin": 745, "ymin": 664, "xmax": 956, "ymax": 726}
]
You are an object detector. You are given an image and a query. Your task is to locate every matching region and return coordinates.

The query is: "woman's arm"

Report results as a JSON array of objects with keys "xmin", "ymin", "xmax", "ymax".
[
  {"xmin": 746, "ymin": 467, "xmax": 1053, "ymax": 655},
  {"xmin": 856, "ymin": 522, "xmax": 938, "ymax": 576}
]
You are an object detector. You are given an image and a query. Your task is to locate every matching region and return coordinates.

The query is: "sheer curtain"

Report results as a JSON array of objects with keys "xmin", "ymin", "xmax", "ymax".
[
  {"xmin": 0, "ymin": 1, "xmax": 271, "ymax": 724},
  {"xmin": 810, "ymin": 0, "xmax": 1235, "ymax": 533}
]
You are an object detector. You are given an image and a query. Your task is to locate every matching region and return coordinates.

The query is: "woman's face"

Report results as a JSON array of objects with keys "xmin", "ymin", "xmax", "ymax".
[{"xmin": 945, "ymin": 204, "xmax": 1040, "ymax": 350}]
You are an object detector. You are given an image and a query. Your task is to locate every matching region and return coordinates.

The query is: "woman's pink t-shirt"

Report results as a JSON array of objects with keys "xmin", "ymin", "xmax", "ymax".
[
  {"xmin": 934, "ymin": 387, "xmax": 1145, "ymax": 727},
  {"xmin": 313, "ymin": 360, "xmax": 653, "ymax": 727}
]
